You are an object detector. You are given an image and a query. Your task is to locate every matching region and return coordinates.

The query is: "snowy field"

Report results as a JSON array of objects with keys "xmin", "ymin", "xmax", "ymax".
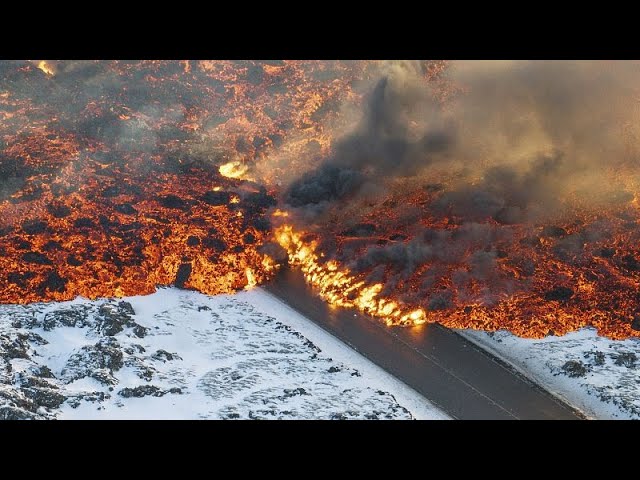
[
  {"xmin": 460, "ymin": 328, "xmax": 640, "ymax": 419},
  {"xmin": 0, "ymin": 287, "xmax": 446, "ymax": 420}
]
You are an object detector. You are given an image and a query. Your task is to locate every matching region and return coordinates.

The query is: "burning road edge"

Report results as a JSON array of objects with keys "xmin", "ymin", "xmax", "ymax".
[{"xmin": 2, "ymin": 60, "xmax": 640, "ymax": 419}]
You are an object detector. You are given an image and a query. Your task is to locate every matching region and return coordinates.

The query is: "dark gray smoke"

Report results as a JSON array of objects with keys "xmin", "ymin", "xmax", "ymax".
[
  {"xmin": 281, "ymin": 60, "xmax": 640, "ymax": 309},
  {"xmin": 286, "ymin": 61, "xmax": 640, "ymax": 221},
  {"xmin": 286, "ymin": 66, "xmax": 455, "ymax": 209},
  {"xmin": 434, "ymin": 150, "xmax": 567, "ymax": 224}
]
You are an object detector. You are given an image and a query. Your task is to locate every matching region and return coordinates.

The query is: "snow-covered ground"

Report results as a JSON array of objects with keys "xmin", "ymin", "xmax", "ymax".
[
  {"xmin": 0, "ymin": 287, "xmax": 446, "ymax": 420},
  {"xmin": 460, "ymin": 328, "xmax": 640, "ymax": 419}
]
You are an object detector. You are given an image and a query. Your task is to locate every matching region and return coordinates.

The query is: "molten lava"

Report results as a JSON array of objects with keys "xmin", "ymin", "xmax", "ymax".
[
  {"xmin": 1, "ymin": 60, "xmax": 640, "ymax": 340},
  {"xmin": 276, "ymin": 225, "xmax": 427, "ymax": 326},
  {"xmin": 219, "ymin": 160, "xmax": 249, "ymax": 179},
  {"xmin": 0, "ymin": 60, "xmax": 365, "ymax": 303},
  {"xmin": 35, "ymin": 60, "xmax": 55, "ymax": 76}
]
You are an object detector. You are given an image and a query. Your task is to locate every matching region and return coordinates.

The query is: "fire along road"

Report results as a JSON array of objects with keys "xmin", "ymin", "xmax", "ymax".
[{"xmin": 265, "ymin": 268, "xmax": 584, "ymax": 420}]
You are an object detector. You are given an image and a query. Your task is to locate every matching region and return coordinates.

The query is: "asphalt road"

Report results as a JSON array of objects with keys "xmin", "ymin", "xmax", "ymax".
[{"xmin": 265, "ymin": 268, "xmax": 584, "ymax": 420}]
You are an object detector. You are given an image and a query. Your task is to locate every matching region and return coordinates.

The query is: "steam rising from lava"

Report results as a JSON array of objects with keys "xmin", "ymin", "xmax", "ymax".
[
  {"xmin": 3, "ymin": 60, "xmax": 640, "ymax": 339},
  {"xmin": 280, "ymin": 60, "xmax": 640, "ymax": 338},
  {"xmin": 286, "ymin": 60, "xmax": 640, "ymax": 218}
]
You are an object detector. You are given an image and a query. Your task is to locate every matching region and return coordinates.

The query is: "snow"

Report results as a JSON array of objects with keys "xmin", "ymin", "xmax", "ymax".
[
  {"xmin": 459, "ymin": 328, "xmax": 640, "ymax": 419},
  {"xmin": 0, "ymin": 287, "xmax": 447, "ymax": 420}
]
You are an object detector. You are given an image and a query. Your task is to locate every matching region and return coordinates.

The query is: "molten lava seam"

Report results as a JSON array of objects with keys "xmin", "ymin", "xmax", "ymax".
[{"xmin": 276, "ymin": 225, "xmax": 427, "ymax": 326}]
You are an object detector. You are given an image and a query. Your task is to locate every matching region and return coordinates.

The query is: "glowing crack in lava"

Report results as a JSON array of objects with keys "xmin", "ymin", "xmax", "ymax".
[{"xmin": 2, "ymin": 60, "xmax": 640, "ymax": 340}]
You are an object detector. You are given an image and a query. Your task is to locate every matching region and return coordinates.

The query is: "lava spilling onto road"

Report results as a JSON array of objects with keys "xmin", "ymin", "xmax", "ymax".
[{"xmin": 2, "ymin": 60, "xmax": 640, "ymax": 339}]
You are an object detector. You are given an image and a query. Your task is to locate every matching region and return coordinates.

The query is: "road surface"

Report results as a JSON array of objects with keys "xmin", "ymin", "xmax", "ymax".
[{"xmin": 265, "ymin": 268, "xmax": 584, "ymax": 420}]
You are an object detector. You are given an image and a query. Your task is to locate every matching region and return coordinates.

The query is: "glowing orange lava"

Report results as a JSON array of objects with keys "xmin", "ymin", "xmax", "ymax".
[
  {"xmin": 1, "ymin": 60, "xmax": 639, "ymax": 340},
  {"xmin": 276, "ymin": 225, "xmax": 427, "ymax": 326}
]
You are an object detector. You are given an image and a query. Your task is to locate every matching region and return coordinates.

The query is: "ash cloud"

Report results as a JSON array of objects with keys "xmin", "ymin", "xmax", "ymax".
[
  {"xmin": 434, "ymin": 150, "xmax": 566, "ymax": 224},
  {"xmin": 283, "ymin": 61, "xmax": 640, "ymax": 308},
  {"xmin": 344, "ymin": 222, "xmax": 514, "ymax": 306},
  {"xmin": 437, "ymin": 60, "xmax": 640, "ymax": 224},
  {"xmin": 286, "ymin": 62, "xmax": 455, "ymax": 209},
  {"xmin": 286, "ymin": 60, "xmax": 640, "ymax": 222}
]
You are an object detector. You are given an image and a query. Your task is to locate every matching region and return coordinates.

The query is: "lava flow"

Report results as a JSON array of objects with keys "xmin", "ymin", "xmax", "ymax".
[
  {"xmin": 276, "ymin": 225, "xmax": 427, "ymax": 326},
  {"xmin": 3, "ymin": 60, "xmax": 640, "ymax": 340},
  {"xmin": 0, "ymin": 60, "xmax": 368, "ymax": 303}
]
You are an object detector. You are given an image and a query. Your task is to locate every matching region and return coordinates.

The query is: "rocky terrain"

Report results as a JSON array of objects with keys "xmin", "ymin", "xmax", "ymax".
[
  {"xmin": 461, "ymin": 328, "xmax": 640, "ymax": 419},
  {"xmin": 0, "ymin": 288, "xmax": 444, "ymax": 420}
]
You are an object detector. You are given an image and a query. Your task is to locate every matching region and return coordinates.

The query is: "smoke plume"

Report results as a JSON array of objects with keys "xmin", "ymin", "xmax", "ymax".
[
  {"xmin": 283, "ymin": 60, "xmax": 640, "ymax": 224},
  {"xmin": 280, "ymin": 60, "xmax": 640, "ymax": 313}
]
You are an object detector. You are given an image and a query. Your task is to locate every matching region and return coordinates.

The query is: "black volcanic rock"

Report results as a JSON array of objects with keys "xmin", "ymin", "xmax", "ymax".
[
  {"xmin": 22, "ymin": 252, "xmax": 53, "ymax": 265},
  {"xmin": 39, "ymin": 271, "xmax": 68, "ymax": 293},
  {"xmin": 22, "ymin": 221, "xmax": 48, "ymax": 235},
  {"xmin": 251, "ymin": 217, "xmax": 271, "ymax": 232},
  {"xmin": 73, "ymin": 218, "xmax": 94, "ymax": 228},
  {"xmin": 596, "ymin": 247, "xmax": 616, "ymax": 258},
  {"xmin": 201, "ymin": 190, "xmax": 231, "ymax": 206},
  {"xmin": 544, "ymin": 286, "xmax": 574, "ymax": 302},
  {"xmin": 540, "ymin": 226, "xmax": 567, "ymax": 238},
  {"xmin": 622, "ymin": 254, "xmax": 640, "ymax": 272},
  {"xmin": 7, "ymin": 271, "xmax": 36, "ymax": 288},
  {"xmin": 160, "ymin": 194, "xmax": 189, "ymax": 210},
  {"xmin": 21, "ymin": 386, "xmax": 66, "ymax": 409},
  {"xmin": 389, "ymin": 234, "xmax": 407, "ymax": 241},
  {"xmin": 98, "ymin": 304, "xmax": 129, "ymax": 336},
  {"xmin": 562, "ymin": 360, "xmax": 587, "ymax": 377},
  {"xmin": 101, "ymin": 185, "xmax": 121, "ymax": 197},
  {"xmin": 428, "ymin": 293, "xmax": 452, "ymax": 311},
  {"xmin": 115, "ymin": 203, "xmax": 138, "ymax": 215},
  {"xmin": 42, "ymin": 241, "xmax": 62, "ymax": 253},
  {"xmin": 203, "ymin": 237, "xmax": 227, "ymax": 252},
  {"xmin": 241, "ymin": 189, "xmax": 277, "ymax": 215},
  {"xmin": 118, "ymin": 385, "xmax": 181, "ymax": 398},
  {"xmin": 66, "ymin": 255, "xmax": 83, "ymax": 266},
  {"xmin": 62, "ymin": 338, "xmax": 124, "ymax": 386},
  {"xmin": 519, "ymin": 236, "xmax": 542, "ymax": 248},
  {"xmin": 243, "ymin": 233, "xmax": 256, "ymax": 244},
  {"xmin": 47, "ymin": 203, "xmax": 72, "ymax": 218},
  {"xmin": 175, "ymin": 263, "xmax": 192, "ymax": 289},
  {"xmin": 43, "ymin": 306, "xmax": 93, "ymax": 330},
  {"xmin": 118, "ymin": 385, "xmax": 164, "ymax": 398},
  {"xmin": 343, "ymin": 223, "xmax": 377, "ymax": 237},
  {"xmin": 186, "ymin": 235, "xmax": 200, "ymax": 246},
  {"xmin": 0, "ymin": 405, "xmax": 42, "ymax": 420},
  {"xmin": 613, "ymin": 352, "xmax": 637, "ymax": 368},
  {"xmin": 152, "ymin": 350, "xmax": 181, "ymax": 362}
]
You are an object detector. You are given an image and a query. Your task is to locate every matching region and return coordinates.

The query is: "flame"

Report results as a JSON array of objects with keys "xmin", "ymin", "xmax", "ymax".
[
  {"xmin": 219, "ymin": 161, "xmax": 249, "ymax": 179},
  {"xmin": 36, "ymin": 60, "xmax": 55, "ymax": 76},
  {"xmin": 276, "ymin": 225, "xmax": 427, "ymax": 326},
  {"xmin": 245, "ymin": 268, "xmax": 257, "ymax": 289}
]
